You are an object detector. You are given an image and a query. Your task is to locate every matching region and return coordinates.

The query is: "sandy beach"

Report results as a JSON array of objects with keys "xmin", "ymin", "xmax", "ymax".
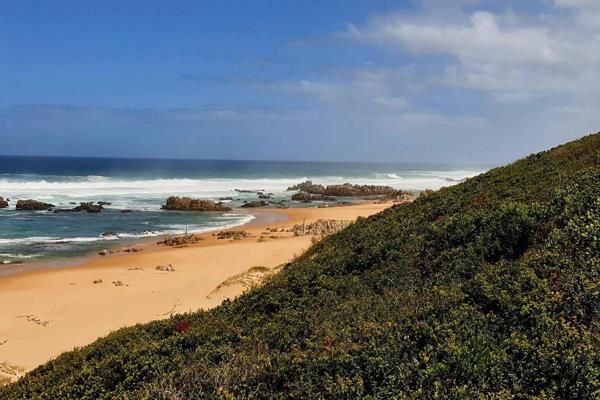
[{"xmin": 0, "ymin": 201, "xmax": 394, "ymax": 382}]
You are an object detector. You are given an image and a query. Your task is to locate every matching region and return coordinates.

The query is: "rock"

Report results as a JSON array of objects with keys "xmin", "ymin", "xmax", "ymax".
[
  {"xmin": 291, "ymin": 192, "xmax": 336, "ymax": 202},
  {"xmin": 219, "ymin": 197, "xmax": 234, "ymax": 201},
  {"xmin": 257, "ymin": 192, "xmax": 274, "ymax": 199},
  {"xmin": 240, "ymin": 200, "xmax": 267, "ymax": 208},
  {"xmin": 98, "ymin": 249, "xmax": 113, "ymax": 256},
  {"xmin": 101, "ymin": 232, "xmax": 119, "ymax": 238},
  {"xmin": 0, "ymin": 197, "xmax": 8, "ymax": 208},
  {"xmin": 97, "ymin": 201, "xmax": 112, "ymax": 206},
  {"xmin": 53, "ymin": 202, "xmax": 103, "ymax": 213},
  {"xmin": 213, "ymin": 230, "xmax": 249, "ymax": 240},
  {"xmin": 287, "ymin": 180, "xmax": 326, "ymax": 194},
  {"xmin": 16, "ymin": 199, "xmax": 55, "ymax": 211},
  {"xmin": 161, "ymin": 196, "xmax": 232, "ymax": 212},
  {"xmin": 120, "ymin": 209, "xmax": 133, "ymax": 213},
  {"xmin": 235, "ymin": 189, "xmax": 260, "ymax": 193},
  {"xmin": 74, "ymin": 202, "xmax": 103, "ymax": 213},
  {"xmin": 157, "ymin": 234, "xmax": 204, "ymax": 246},
  {"xmin": 93, "ymin": 279, "xmax": 103, "ymax": 284},
  {"xmin": 287, "ymin": 180, "xmax": 402, "ymax": 197},
  {"xmin": 323, "ymin": 183, "xmax": 399, "ymax": 197},
  {"xmin": 156, "ymin": 264, "xmax": 175, "ymax": 272}
]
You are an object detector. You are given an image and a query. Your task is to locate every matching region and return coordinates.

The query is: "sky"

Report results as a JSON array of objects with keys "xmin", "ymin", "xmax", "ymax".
[{"xmin": 1, "ymin": 0, "xmax": 599, "ymax": 163}]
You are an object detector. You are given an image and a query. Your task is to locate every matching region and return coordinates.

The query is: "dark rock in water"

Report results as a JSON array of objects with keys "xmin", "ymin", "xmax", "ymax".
[
  {"xmin": 0, "ymin": 197, "xmax": 8, "ymax": 208},
  {"xmin": 74, "ymin": 202, "xmax": 103, "ymax": 213},
  {"xmin": 97, "ymin": 201, "xmax": 112, "ymax": 206},
  {"xmin": 219, "ymin": 197, "xmax": 234, "ymax": 201},
  {"xmin": 53, "ymin": 202, "xmax": 103, "ymax": 213},
  {"xmin": 161, "ymin": 196, "xmax": 232, "ymax": 212},
  {"xmin": 287, "ymin": 180, "xmax": 401, "ymax": 197},
  {"xmin": 101, "ymin": 231, "xmax": 119, "ymax": 238},
  {"xmin": 16, "ymin": 199, "xmax": 55, "ymax": 211},
  {"xmin": 291, "ymin": 192, "xmax": 336, "ymax": 202},
  {"xmin": 258, "ymin": 193, "xmax": 272, "ymax": 199},
  {"xmin": 240, "ymin": 200, "xmax": 267, "ymax": 208},
  {"xmin": 120, "ymin": 209, "xmax": 133, "ymax": 213},
  {"xmin": 235, "ymin": 189, "xmax": 259, "ymax": 193}
]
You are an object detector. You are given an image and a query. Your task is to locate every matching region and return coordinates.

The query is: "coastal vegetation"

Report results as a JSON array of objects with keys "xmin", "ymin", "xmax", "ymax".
[{"xmin": 1, "ymin": 133, "xmax": 599, "ymax": 399}]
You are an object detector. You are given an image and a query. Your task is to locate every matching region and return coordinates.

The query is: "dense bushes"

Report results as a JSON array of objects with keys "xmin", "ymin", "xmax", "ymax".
[{"xmin": 1, "ymin": 133, "xmax": 599, "ymax": 399}]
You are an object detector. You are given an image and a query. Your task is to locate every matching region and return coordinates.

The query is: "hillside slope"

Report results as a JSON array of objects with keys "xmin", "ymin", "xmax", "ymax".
[{"xmin": 1, "ymin": 133, "xmax": 599, "ymax": 399}]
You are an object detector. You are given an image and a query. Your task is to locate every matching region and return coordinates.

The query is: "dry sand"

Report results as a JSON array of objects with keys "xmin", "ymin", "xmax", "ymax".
[{"xmin": 0, "ymin": 201, "xmax": 395, "ymax": 382}]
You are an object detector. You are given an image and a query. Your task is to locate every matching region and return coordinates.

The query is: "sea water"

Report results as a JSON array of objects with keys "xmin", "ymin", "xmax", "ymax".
[{"xmin": 0, "ymin": 156, "xmax": 488, "ymax": 265}]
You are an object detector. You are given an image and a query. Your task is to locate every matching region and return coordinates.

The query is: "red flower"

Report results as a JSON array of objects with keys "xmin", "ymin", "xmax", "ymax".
[{"xmin": 175, "ymin": 320, "xmax": 191, "ymax": 333}]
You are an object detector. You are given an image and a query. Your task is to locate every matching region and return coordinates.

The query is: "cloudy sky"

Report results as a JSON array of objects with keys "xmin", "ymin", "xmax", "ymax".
[{"xmin": 1, "ymin": 0, "xmax": 599, "ymax": 163}]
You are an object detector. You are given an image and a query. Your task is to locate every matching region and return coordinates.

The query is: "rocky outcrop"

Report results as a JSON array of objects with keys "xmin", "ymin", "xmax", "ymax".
[
  {"xmin": 291, "ymin": 192, "xmax": 336, "ymax": 202},
  {"xmin": 15, "ymin": 199, "xmax": 55, "ymax": 211},
  {"xmin": 287, "ymin": 180, "xmax": 400, "ymax": 197},
  {"xmin": 0, "ymin": 197, "xmax": 8, "ymax": 208},
  {"xmin": 287, "ymin": 181, "xmax": 326, "ymax": 194},
  {"xmin": 161, "ymin": 197, "xmax": 232, "ymax": 212},
  {"xmin": 240, "ymin": 200, "xmax": 267, "ymax": 208}
]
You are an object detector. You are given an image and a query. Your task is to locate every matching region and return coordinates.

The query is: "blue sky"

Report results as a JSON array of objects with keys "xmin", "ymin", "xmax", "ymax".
[{"xmin": 1, "ymin": 0, "xmax": 599, "ymax": 163}]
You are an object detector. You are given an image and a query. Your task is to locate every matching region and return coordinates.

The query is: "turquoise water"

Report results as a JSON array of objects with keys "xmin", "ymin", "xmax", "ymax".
[{"xmin": 0, "ymin": 156, "xmax": 488, "ymax": 265}]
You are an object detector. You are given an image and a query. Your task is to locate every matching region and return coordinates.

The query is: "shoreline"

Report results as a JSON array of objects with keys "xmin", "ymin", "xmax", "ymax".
[
  {"xmin": 0, "ymin": 200, "xmax": 399, "ymax": 382},
  {"xmin": 0, "ymin": 202, "xmax": 364, "ymax": 278}
]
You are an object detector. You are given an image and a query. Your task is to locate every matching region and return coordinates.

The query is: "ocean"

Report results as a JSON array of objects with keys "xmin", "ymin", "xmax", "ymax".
[{"xmin": 0, "ymin": 156, "xmax": 488, "ymax": 265}]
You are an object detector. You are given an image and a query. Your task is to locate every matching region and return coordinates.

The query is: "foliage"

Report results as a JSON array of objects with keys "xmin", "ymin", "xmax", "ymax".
[{"xmin": 1, "ymin": 133, "xmax": 599, "ymax": 399}]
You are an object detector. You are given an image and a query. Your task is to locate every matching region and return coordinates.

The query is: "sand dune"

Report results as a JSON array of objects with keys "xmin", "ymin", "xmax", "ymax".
[{"xmin": 0, "ymin": 201, "xmax": 395, "ymax": 381}]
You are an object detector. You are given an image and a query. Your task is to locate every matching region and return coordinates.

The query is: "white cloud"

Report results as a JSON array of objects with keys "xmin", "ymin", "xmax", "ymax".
[
  {"xmin": 346, "ymin": 3, "xmax": 600, "ymax": 101},
  {"xmin": 350, "ymin": 12, "xmax": 557, "ymax": 66}
]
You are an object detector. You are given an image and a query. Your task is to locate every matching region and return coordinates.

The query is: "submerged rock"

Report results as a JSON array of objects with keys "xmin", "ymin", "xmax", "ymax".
[
  {"xmin": 53, "ymin": 202, "xmax": 103, "ymax": 213},
  {"xmin": 240, "ymin": 200, "xmax": 267, "ymax": 208},
  {"xmin": 16, "ymin": 199, "xmax": 55, "ymax": 211},
  {"xmin": 74, "ymin": 202, "xmax": 103, "ymax": 213},
  {"xmin": 0, "ymin": 197, "xmax": 8, "ymax": 208},
  {"xmin": 161, "ymin": 196, "xmax": 232, "ymax": 212}
]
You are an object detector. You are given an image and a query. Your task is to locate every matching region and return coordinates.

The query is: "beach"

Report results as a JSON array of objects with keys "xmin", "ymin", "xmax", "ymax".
[{"xmin": 0, "ymin": 201, "xmax": 394, "ymax": 382}]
